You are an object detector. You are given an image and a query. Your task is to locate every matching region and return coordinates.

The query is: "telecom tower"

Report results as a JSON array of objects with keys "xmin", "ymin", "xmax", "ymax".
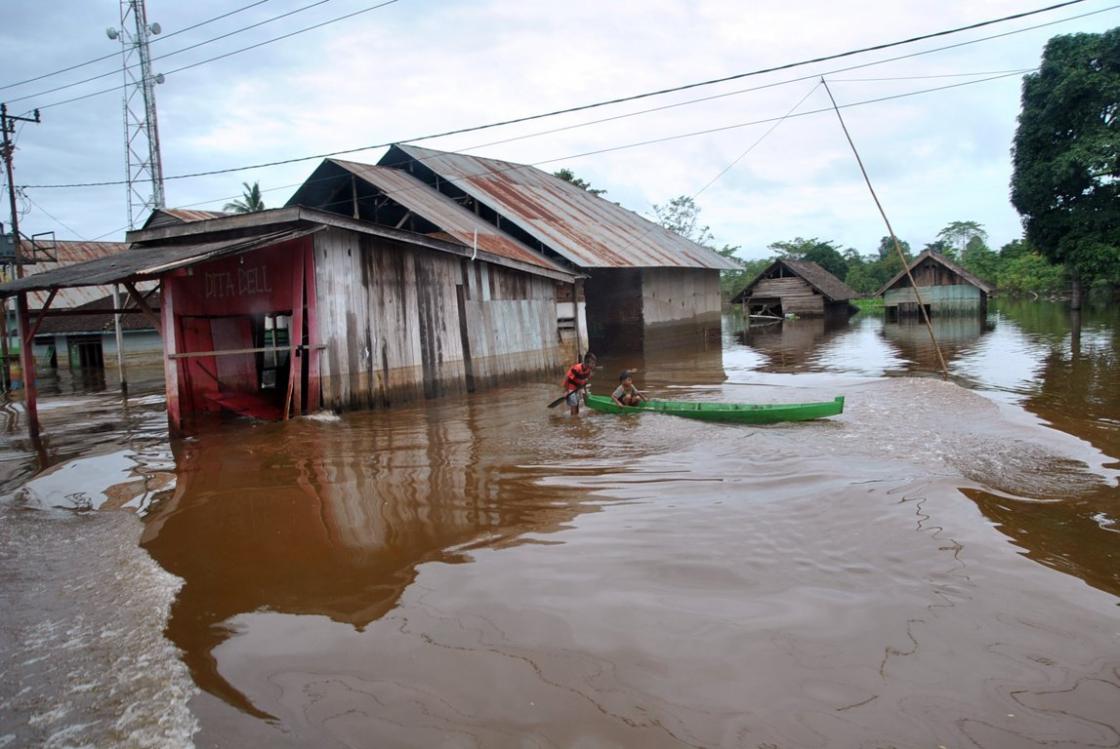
[{"xmin": 108, "ymin": 0, "xmax": 165, "ymax": 229}]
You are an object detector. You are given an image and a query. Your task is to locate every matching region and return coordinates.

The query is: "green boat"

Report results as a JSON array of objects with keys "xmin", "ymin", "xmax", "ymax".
[{"xmin": 584, "ymin": 394, "xmax": 844, "ymax": 424}]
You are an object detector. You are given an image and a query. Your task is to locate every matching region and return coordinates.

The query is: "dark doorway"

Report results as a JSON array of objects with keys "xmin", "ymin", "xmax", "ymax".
[{"xmin": 68, "ymin": 335, "xmax": 104, "ymax": 369}]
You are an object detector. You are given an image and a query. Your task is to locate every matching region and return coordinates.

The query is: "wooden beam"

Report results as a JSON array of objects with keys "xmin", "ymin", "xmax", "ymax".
[
  {"xmin": 15, "ymin": 292, "xmax": 39, "ymax": 435},
  {"xmin": 122, "ymin": 281, "xmax": 162, "ymax": 332},
  {"xmin": 303, "ymin": 239, "xmax": 321, "ymax": 413},
  {"xmin": 25, "ymin": 288, "xmax": 57, "ymax": 342}
]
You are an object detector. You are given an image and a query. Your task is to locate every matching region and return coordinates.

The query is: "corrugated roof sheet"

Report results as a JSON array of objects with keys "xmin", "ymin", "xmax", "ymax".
[
  {"xmin": 381, "ymin": 145, "xmax": 740, "ymax": 271},
  {"xmin": 17, "ymin": 240, "xmax": 128, "ymax": 309},
  {"xmin": 876, "ymin": 250, "xmax": 995, "ymax": 296},
  {"xmin": 326, "ymin": 159, "xmax": 569, "ymax": 273},
  {"xmin": 37, "ymin": 292, "xmax": 161, "ymax": 335},
  {"xmin": 0, "ymin": 228, "xmax": 319, "ymax": 294},
  {"xmin": 143, "ymin": 208, "xmax": 230, "ymax": 229}
]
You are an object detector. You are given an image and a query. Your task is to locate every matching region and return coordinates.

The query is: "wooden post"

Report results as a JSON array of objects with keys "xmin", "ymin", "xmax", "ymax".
[
  {"xmin": 159, "ymin": 278, "xmax": 182, "ymax": 433},
  {"xmin": 286, "ymin": 248, "xmax": 305, "ymax": 418},
  {"xmin": 113, "ymin": 284, "xmax": 128, "ymax": 392},
  {"xmin": 15, "ymin": 292, "xmax": 39, "ymax": 434},
  {"xmin": 303, "ymin": 240, "xmax": 320, "ymax": 412},
  {"xmin": 0, "ymin": 293, "xmax": 9, "ymax": 391}
]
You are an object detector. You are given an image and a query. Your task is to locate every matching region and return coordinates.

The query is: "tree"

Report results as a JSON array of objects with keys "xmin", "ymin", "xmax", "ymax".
[
  {"xmin": 923, "ymin": 239, "xmax": 955, "ymax": 261},
  {"xmin": 767, "ymin": 237, "xmax": 848, "ymax": 279},
  {"xmin": 876, "ymin": 235, "xmax": 911, "ymax": 260},
  {"xmin": 553, "ymin": 168, "xmax": 606, "ymax": 196},
  {"xmin": 961, "ymin": 235, "xmax": 999, "ymax": 284},
  {"xmin": 936, "ymin": 221, "xmax": 988, "ymax": 258},
  {"xmin": 224, "ymin": 181, "xmax": 265, "ymax": 213},
  {"xmin": 1010, "ymin": 29, "xmax": 1120, "ymax": 309},
  {"xmin": 653, "ymin": 195, "xmax": 714, "ymax": 246}
]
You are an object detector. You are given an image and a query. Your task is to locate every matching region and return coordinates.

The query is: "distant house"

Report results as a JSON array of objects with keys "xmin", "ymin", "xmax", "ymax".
[
  {"xmin": 731, "ymin": 259, "xmax": 857, "ymax": 319},
  {"xmin": 877, "ymin": 250, "xmax": 994, "ymax": 319},
  {"xmin": 33, "ymin": 292, "xmax": 161, "ymax": 371},
  {"xmin": 289, "ymin": 146, "xmax": 739, "ymax": 353}
]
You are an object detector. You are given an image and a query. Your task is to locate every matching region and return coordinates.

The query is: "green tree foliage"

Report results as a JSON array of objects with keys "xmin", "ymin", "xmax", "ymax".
[
  {"xmin": 998, "ymin": 250, "xmax": 1068, "ymax": 296},
  {"xmin": 653, "ymin": 196, "xmax": 715, "ymax": 246},
  {"xmin": 553, "ymin": 168, "xmax": 607, "ymax": 196},
  {"xmin": 767, "ymin": 237, "xmax": 849, "ymax": 279},
  {"xmin": 936, "ymin": 220, "xmax": 988, "ymax": 258},
  {"xmin": 961, "ymin": 235, "xmax": 1000, "ymax": 284},
  {"xmin": 224, "ymin": 181, "xmax": 265, "ymax": 213},
  {"xmin": 1010, "ymin": 30, "xmax": 1120, "ymax": 303}
]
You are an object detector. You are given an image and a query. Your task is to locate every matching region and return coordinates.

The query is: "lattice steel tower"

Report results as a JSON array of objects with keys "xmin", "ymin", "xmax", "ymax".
[{"xmin": 108, "ymin": 0, "xmax": 165, "ymax": 229}]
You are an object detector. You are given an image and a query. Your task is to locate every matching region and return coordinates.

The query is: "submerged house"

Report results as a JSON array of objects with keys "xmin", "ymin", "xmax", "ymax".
[
  {"xmin": 731, "ymin": 259, "xmax": 857, "ymax": 319},
  {"xmin": 877, "ymin": 250, "xmax": 994, "ymax": 319},
  {"xmin": 288, "ymin": 145, "xmax": 738, "ymax": 353},
  {"xmin": 0, "ymin": 201, "xmax": 576, "ymax": 431},
  {"xmin": 33, "ymin": 292, "xmax": 161, "ymax": 372}
]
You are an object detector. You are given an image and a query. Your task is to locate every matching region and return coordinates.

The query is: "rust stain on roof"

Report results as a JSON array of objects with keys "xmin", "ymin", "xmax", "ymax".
[
  {"xmin": 19, "ymin": 240, "xmax": 129, "ymax": 309},
  {"xmin": 328, "ymin": 159, "xmax": 569, "ymax": 273},
  {"xmin": 383, "ymin": 144, "xmax": 740, "ymax": 271}
]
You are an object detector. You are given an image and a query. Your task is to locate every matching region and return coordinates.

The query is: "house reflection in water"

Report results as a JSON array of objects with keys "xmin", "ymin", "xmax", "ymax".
[
  {"xmin": 736, "ymin": 317, "xmax": 852, "ymax": 373},
  {"xmin": 880, "ymin": 316, "xmax": 992, "ymax": 371},
  {"xmin": 140, "ymin": 398, "xmax": 598, "ymax": 716}
]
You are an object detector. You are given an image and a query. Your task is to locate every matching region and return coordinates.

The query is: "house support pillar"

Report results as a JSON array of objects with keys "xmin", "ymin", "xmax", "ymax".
[
  {"xmin": 159, "ymin": 278, "xmax": 182, "ymax": 433},
  {"xmin": 15, "ymin": 292, "xmax": 39, "ymax": 440}
]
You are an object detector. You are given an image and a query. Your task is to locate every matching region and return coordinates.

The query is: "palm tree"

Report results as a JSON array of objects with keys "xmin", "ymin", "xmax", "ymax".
[{"xmin": 224, "ymin": 182, "xmax": 265, "ymax": 213}]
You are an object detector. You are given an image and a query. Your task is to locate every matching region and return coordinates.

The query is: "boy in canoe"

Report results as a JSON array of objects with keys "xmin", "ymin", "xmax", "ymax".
[
  {"xmin": 611, "ymin": 370, "xmax": 646, "ymax": 407},
  {"xmin": 563, "ymin": 352, "xmax": 597, "ymax": 415}
]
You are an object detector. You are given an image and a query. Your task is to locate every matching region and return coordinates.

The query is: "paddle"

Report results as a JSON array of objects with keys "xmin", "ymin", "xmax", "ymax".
[{"xmin": 547, "ymin": 387, "xmax": 583, "ymax": 409}]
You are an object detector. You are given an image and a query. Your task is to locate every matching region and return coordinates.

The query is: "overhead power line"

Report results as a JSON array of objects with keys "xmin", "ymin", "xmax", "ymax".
[
  {"xmin": 0, "ymin": 0, "xmax": 273, "ymax": 92},
  {"xmin": 17, "ymin": 0, "xmax": 1116, "ymax": 191},
  {"xmin": 47, "ymin": 68, "xmax": 1034, "ymax": 241},
  {"xmin": 5, "ymin": 0, "xmax": 337, "ymax": 105},
  {"xmin": 18, "ymin": 0, "xmax": 402, "ymax": 115}
]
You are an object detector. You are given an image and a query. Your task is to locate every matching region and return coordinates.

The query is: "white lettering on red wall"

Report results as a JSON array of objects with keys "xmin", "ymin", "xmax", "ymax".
[{"xmin": 204, "ymin": 266, "xmax": 273, "ymax": 299}]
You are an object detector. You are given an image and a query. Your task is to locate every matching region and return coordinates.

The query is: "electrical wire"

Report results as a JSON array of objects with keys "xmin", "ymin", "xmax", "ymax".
[
  {"xmin": 18, "ymin": 0, "xmax": 402, "ymax": 115},
  {"xmin": 21, "ymin": 193, "xmax": 84, "ymax": 240},
  {"xmin": 5, "ymin": 0, "xmax": 336, "ymax": 105},
  {"xmin": 0, "ymin": 0, "xmax": 274, "ymax": 92},
  {"xmin": 16, "ymin": 1, "xmax": 1115, "ymax": 188}
]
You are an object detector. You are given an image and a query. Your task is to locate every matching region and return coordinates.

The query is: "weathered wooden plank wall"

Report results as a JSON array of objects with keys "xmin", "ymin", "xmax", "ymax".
[
  {"xmin": 641, "ymin": 268, "xmax": 721, "ymax": 324},
  {"xmin": 749, "ymin": 277, "xmax": 825, "ymax": 316},
  {"xmin": 314, "ymin": 228, "xmax": 568, "ymax": 411}
]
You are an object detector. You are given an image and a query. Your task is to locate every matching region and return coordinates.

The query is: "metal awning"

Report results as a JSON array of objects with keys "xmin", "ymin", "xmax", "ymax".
[{"xmin": 0, "ymin": 227, "xmax": 319, "ymax": 295}]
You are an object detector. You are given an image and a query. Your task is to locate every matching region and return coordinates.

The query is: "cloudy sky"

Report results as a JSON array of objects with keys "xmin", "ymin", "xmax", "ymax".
[{"xmin": 1, "ymin": 0, "xmax": 1116, "ymax": 260}]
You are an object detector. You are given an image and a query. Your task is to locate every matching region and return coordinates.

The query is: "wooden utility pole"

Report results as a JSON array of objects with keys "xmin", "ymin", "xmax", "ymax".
[{"xmin": 1, "ymin": 103, "xmax": 41, "ymax": 390}]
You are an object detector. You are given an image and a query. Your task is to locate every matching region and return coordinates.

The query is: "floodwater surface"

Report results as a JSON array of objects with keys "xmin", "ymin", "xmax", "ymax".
[{"xmin": 1, "ymin": 300, "xmax": 1118, "ymax": 748}]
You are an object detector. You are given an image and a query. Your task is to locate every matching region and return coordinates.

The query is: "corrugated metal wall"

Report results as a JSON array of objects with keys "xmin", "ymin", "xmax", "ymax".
[{"xmin": 313, "ymin": 228, "xmax": 569, "ymax": 410}]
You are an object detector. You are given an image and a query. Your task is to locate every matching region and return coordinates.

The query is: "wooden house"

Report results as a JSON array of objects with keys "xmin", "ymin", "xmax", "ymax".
[
  {"xmin": 288, "ymin": 146, "xmax": 739, "ymax": 353},
  {"xmin": 0, "ymin": 202, "xmax": 577, "ymax": 432},
  {"xmin": 33, "ymin": 292, "xmax": 162, "ymax": 372},
  {"xmin": 877, "ymin": 250, "xmax": 994, "ymax": 319},
  {"xmin": 731, "ymin": 259, "xmax": 857, "ymax": 319}
]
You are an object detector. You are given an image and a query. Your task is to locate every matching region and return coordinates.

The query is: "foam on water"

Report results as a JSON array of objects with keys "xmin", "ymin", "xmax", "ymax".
[{"xmin": 0, "ymin": 505, "xmax": 198, "ymax": 748}]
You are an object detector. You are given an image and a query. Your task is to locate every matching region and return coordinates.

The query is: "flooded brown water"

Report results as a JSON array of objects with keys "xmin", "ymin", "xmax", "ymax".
[{"xmin": 1, "ymin": 300, "xmax": 1118, "ymax": 748}]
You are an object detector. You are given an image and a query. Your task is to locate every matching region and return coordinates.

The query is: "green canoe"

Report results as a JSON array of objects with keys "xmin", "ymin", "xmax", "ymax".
[{"xmin": 584, "ymin": 394, "xmax": 844, "ymax": 424}]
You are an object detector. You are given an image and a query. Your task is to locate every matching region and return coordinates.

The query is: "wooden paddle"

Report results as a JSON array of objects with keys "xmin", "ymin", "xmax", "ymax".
[{"xmin": 547, "ymin": 387, "xmax": 583, "ymax": 409}]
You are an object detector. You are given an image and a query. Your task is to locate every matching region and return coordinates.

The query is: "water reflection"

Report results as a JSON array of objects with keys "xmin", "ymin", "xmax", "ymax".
[
  {"xmin": 881, "ymin": 316, "xmax": 993, "ymax": 372},
  {"xmin": 736, "ymin": 317, "xmax": 852, "ymax": 372},
  {"xmin": 140, "ymin": 397, "xmax": 605, "ymax": 717}
]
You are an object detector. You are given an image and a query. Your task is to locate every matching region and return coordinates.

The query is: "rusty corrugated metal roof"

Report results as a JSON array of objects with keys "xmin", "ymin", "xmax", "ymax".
[
  {"xmin": 0, "ymin": 229, "xmax": 320, "ymax": 295},
  {"xmin": 327, "ymin": 159, "xmax": 569, "ymax": 274},
  {"xmin": 18, "ymin": 240, "xmax": 128, "ymax": 309},
  {"xmin": 142, "ymin": 208, "xmax": 230, "ymax": 230},
  {"xmin": 382, "ymin": 145, "xmax": 740, "ymax": 271}
]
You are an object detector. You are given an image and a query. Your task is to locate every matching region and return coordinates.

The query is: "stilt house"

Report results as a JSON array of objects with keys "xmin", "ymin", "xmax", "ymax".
[
  {"xmin": 288, "ymin": 145, "xmax": 739, "ymax": 353},
  {"xmin": 731, "ymin": 259, "xmax": 857, "ymax": 319},
  {"xmin": 877, "ymin": 250, "xmax": 994, "ymax": 319}
]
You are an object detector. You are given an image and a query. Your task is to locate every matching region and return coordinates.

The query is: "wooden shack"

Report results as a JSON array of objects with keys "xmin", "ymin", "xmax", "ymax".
[
  {"xmin": 877, "ymin": 250, "xmax": 994, "ymax": 319},
  {"xmin": 731, "ymin": 259, "xmax": 857, "ymax": 319},
  {"xmin": 0, "ymin": 204, "xmax": 577, "ymax": 432}
]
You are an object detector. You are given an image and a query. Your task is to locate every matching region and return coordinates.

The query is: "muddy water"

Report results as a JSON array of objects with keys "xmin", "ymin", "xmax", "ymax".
[{"xmin": 1, "ymin": 300, "xmax": 1118, "ymax": 748}]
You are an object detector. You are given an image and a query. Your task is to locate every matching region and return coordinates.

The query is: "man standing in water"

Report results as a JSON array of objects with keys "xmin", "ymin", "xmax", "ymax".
[{"xmin": 563, "ymin": 352, "xmax": 597, "ymax": 415}]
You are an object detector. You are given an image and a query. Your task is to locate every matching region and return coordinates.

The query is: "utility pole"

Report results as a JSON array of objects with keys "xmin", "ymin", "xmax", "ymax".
[{"xmin": 1, "ymin": 103, "xmax": 41, "ymax": 390}]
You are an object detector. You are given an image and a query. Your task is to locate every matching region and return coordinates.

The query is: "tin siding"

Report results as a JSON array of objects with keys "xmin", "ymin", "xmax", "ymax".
[{"xmin": 314, "ymin": 228, "xmax": 568, "ymax": 411}]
